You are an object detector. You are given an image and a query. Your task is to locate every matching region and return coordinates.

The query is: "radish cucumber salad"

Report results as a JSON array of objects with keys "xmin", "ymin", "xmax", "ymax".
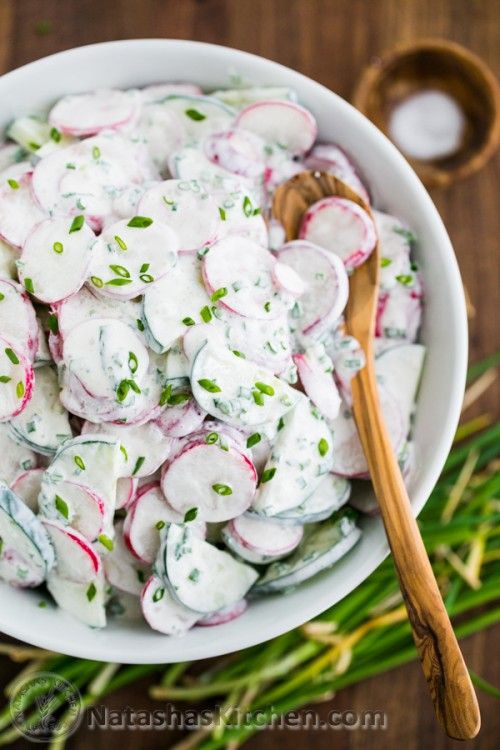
[{"xmin": 0, "ymin": 82, "xmax": 425, "ymax": 635}]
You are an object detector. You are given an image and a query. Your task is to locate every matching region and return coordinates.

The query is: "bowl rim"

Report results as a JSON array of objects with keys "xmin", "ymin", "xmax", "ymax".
[{"xmin": 0, "ymin": 39, "xmax": 468, "ymax": 663}]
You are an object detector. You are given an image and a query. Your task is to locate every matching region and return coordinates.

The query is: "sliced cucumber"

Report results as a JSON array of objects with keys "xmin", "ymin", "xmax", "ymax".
[
  {"xmin": 253, "ymin": 510, "xmax": 361, "ymax": 593},
  {"xmin": 10, "ymin": 468, "xmax": 44, "ymax": 512},
  {"xmin": 0, "ymin": 423, "xmax": 37, "ymax": 485},
  {"xmin": 211, "ymin": 86, "xmax": 298, "ymax": 109},
  {"xmin": 0, "ymin": 480, "xmax": 55, "ymax": 587},
  {"xmin": 159, "ymin": 523, "xmax": 258, "ymax": 614},
  {"xmin": 103, "ymin": 520, "xmax": 149, "ymax": 596},
  {"xmin": 47, "ymin": 568, "xmax": 106, "ymax": 627},
  {"xmin": 275, "ymin": 473, "xmax": 351, "ymax": 524}
]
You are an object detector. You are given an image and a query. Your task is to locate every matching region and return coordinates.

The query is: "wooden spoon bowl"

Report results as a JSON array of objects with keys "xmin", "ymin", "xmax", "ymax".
[
  {"xmin": 273, "ymin": 170, "xmax": 480, "ymax": 739},
  {"xmin": 353, "ymin": 39, "xmax": 500, "ymax": 188}
]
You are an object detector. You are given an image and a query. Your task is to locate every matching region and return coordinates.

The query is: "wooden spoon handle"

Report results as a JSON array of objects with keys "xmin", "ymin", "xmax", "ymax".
[{"xmin": 351, "ymin": 362, "xmax": 480, "ymax": 740}]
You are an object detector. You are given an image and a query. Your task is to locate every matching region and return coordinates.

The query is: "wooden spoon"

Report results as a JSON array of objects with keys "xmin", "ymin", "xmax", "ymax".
[{"xmin": 273, "ymin": 170, "xmax": 481, "ymax": 740}]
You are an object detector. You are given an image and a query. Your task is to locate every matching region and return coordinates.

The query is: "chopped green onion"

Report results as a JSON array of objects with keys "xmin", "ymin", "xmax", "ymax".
[
  {"xmin": 105, "ymin": 278, "xmax": 133, "ymax": 286},
  {"xmin": 69, "ymin": 215, "xmax": 84, "ymax": 233},
  {"xmin": 53, "ymin": 241, "xmax": 64, "ymax": 254},
  {"xmin": 128, "ymin": 351, "xmax": 139, "ymax": 373},
  {"xmin": 155, "ymin": 520, "xmax": 166, "ymax": 530},
  {"xmin": 120, "ymin": 444, "xmax": 128, "ymax": 462},
  {"xmin": 116, "ymin": 380, "xmax": 131, "ymax": 402},
  {"xmin": 264, "ymin": 301, "xmax": 271, "ymax": 313},
  {"xmin": 92, "ymin": 146, "xmax": 101, "ymax": 160},
  {"xmin": 114, "ymin": 235, "xmax": 127, "ymax": 251},
  {"xmin": 395, "ymin": 274, "xmax": 413, "ymax": 287},
  {"xmin": 184, "ymin": 507, "xmax": 198, "ymax": 522},
  {"xmin": 136, "ymin": 318, "xmax": 145, "ymax": 332},
  {"xmin": 255, "ymin": 382, "xmax": 274, "ymax": 396},
  {"xmin": 86, "ymin": 583, "xmax": 97, "ymax": 602},
  {"xmin": 29, "ymin": 142, "xmax": 40, "ymax": 151},
  {"xmin": 219, "ymin": 207, "xmax": 226, "ymax": 221},
  {"xmin": 132, "ymin": 456, "xmax": 145, "ymax": 475},
  {"xmin": 140, "ymin": 273, "xmax": 154, "ymax": 284},
  {"xmin": 140, "ymin": 263, "xmax": 150, "ymax": 274},
  {"xmin": 260, "ymin": 467, "xmax": 277, "ymax": 483},
  {"xmin": 0, "ymin": 293, "xmax": 4, "ymax": 301},
  {"xmin": 252, "ymin": 390, "xmax": 265, "ymax": 406},
  {"xmin": 243, "ymin": 195, "xmax": 253, "ymax": 217},
  {"xmin": 38, "ymin": 600, "xmax": 47, "ymax": 608},
  {"xmin": 205, "ymin": 432, "xmax": 219, "ymax": 444},
  {"xmin": 55, "ymin": 495, "xmax": 69, "ymax": 519},
  {"xmin": 159, "ymin": 385, "xmax": 172, "ymax": 407},
  {"xmin": 91, "ymin": 276, "xmax": 104, "ymax": 288},
  {"xmin": 232, "ymin": 350, "xmax": 245, "ymax": 358},
  {"xmin": 50, "ymin": 127, "xmax": 61, "ymax": 143},
  {"xmin": 380, "ymin": 257, "xmax": 392, "ymax": 267},
  {"xmin": 109, "ymin": 264, "xmax": 130, "ymax": 278},
  {"xmin": 200, "ymin": 305, "xmax": 212, "ymax": 323},
  {"xmin": 5, "ymin": 348, "xmax": 19, "ymax": 365},
  {"xmin": 16, "ymin": 381, "xmax": 25, "ymax": 398},
  {"xmin": 136, "ymin": 569, "xmax": 146, "ymax": 583},
  {"xmin": 0, "ymin": 376, "xmax": 12, "ymax": 383},
  {"xmin": 246, "ymin": 433, "xmax": 261, "ymax": 448},
  {"xmin": 182, "ymin": 317, "xmax": 196, "ymax": 326},
  {"xmin": 74, "ymin": 455, "xmax": 85, "ymax": 471},
  {"xmin": 7, "ymin": 178, "xmax": 19, "ymax": 190},
  {"xmin": 188, "ymin": 568, "xmax": 200, "ymax": 583},
  {"xmin": 318, "ymin": 438, "xmax": 329, "ymax": 457},
  {"xmin": 127, "ymin": 216, "xmax": 153, "ymax": 228},
  {"xmin": 23, "ymin": 278, "xmax": 34, "ymax": 294},
  {"xmin": 152, "ymin": 587, "xmax": 164, "ymax": 602},
  {"xmin": 212, "ymin": 483, "xmax": 233, "ymax": 496},
  {"xmin": 46, "ymin": 313, "xmax": 58, "ymax": 334},
  {"xmin": 168, "ymin": 392, "xmax": 190, "ymax": 406},
  {"xmin": 211, "ymin": 287, "xmax": 228, "ymax": 302},
  {"xmin": 197, "ymin": 379, "xmax": 221, "ymax": 393},
  {"xmin": 98, "ymin": 534, "xmax": 114, "ymax": 551},
  {"xmin": 185, "ymin": 108, "xmax": 206, "ymax": 121}
]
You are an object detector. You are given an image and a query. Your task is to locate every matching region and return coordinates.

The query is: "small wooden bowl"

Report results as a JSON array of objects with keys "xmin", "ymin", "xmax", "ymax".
[{"xmin": 353, "ymin": 39, "xmax": 500, "ymax": 187}]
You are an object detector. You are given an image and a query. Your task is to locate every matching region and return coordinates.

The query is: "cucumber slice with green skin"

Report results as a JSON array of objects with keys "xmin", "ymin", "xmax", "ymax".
[
  {"xmin": 10, "ymin": 468, "xmax": 44, "ymax": 512},
  {"xmin": 0, "ymin": 279, "xmax": 39, "ymax": 361},
  {"xmin": 294, "ymin": 345, "xmax": 341, "ymax": 421},
  {"xmin": 89, "ymin": 217, "xmax": 179, "ymax": 301},
  {"xmin": 81, "ymin": 420, "xmax": 172, "ymax": 478},
  {"xmin": 49, "ymin": 89, "xmax": 138, "ymax": 136},
  {"xmin": 103, "ymin": 520, "xmax": 149, "ymax": 596},
  {"xmin": 235, "ymin": 99, "xmax": 317, "ymax": 155},
  {"xmin": 276, "ymin": 241, "xmax": 349, "ymax": 342},
  {"xmin": 211, "ymin": 86, "xmax": 298, "ymax": 109},
  {"xmin": 161, "ymin": 439, "xmax": 257, "ymax": 523},
  {"xmin": 252, "ymin": 510, "xmax": 361, "ymax": 593},
  {"xmin": 0, "ymin": 238, "xmax": 17, "ymax": 280},
  {"xmin": 162, "ymin": 95, "xmax": 236, "ymax": 139},
  {"xmin": 38, "ymin": 480, "xmax": 105, "ymax": 541},
  {"xmin": 63, "ymin": 317, "xmax": 149, "ymax": 401},
  {"xmin": 9, "ymin": 365, "xmax": 72, "ymax": 455},
  {"xmin": 253, "ymin": 397, "xmax": 334, "ymax": 517},
  {"xmin": 190, "ymin": 340, "xmax": 299, "ymax": 429},
  {"xmin": 123, "ymin": 483, "xmax": 206, "ymax": 564},
  {"xmin": 138, "ymin": 179, "xmax": 222, "ymax": 253},
  {"xmin": 0, "ymin": 423, "xmax": 37, "ymax": 485},
  {"xmin": 222, "ymin": 513, "xmax": 303, "ymax": 565},
  {"xmin": 47, "ymin": 567, "xmax": 106, "ymax": 628},
  {"xmin": 375, "ymin": 343, "xmax": 426, "ymax": 434},
  {"xmin": 0, "ymin": 480, "xmax": 55, "ymax": 587},
  {"xmin": 299, "ymin": 196, "xmax": 377, "ymax": 272},
  {"xmin": 275, "ymin": 473, "xmax": 351, "ymax": 524},
  {"xmin": 197, "ymin": 598, "xmax": 248, "ymax": 626},
  {"xmin": 202, "ymin": 236, "xmax": 286, "ymax": 321},
  {"xmin": 159, "ymin": 523, "xmax": 258, "ymax": 614},
  {"xmin": 0, "ymin": 337, "xmax": 34, "ymax": 422},
  {"xmin": 142, "ymin": 254, "xmax": 212, "ymax": 353},
  {"xmin": 42, "ymin": 519, "xmax": 101, "ymax": 584},
  {"xmin": 141, "ymin": 574, "xmax": 199, "ymax": 635},
  {"xmin": 0, "ymin": 169, "xmax": 46, "ymax": 249},
  {"xmin": 7, "ymin": 116, "xmax": 48, "ymax": 153},
  {"xmin": 18, "ymin": 217, "xmax": 96, "ymax": 304}
]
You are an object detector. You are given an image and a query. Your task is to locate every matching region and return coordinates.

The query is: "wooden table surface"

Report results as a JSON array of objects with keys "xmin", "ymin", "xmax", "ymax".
[{"xmin": 0, "ymin": 1, "xmax": 498, "ymax": 748}]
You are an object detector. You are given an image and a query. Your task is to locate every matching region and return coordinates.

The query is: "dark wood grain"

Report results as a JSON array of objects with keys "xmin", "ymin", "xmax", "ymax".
[{"xmin": 0, "ymin": 1, "xmax": 499, "ymax": 749}]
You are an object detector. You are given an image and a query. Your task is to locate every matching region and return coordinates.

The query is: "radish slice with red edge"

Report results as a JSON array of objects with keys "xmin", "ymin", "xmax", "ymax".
[
  {"xmin": 0, "ymin": 338, "xmax": 34, "ymax": 421},
  {"xmin": 49, "ymin": 89, "xmax": 138, "ymax": 136},
  {"xmin": 235, "ymin": 100, "xmax": 317, "ymax": 155},
  {"xmin": 0, "ymin": 279, "xmax": 39, "ymax": 361},
  {"xmin": 10, "ymin": 468, "xmax": 44, "ymax": 513},
  {"xmin": 223, "ymin": 513, "xmax": 303, "ymax": 564},
  {"xmin": 141, "ymin": 574, "xmax": 199, "ymax": 635},
  {"xmin": 197, "ymin": 598, "xmax": 248, "ymax": 626},
  {"xmin": 42, "ymin": 519, "xmax": 101, "ymax": 583}
]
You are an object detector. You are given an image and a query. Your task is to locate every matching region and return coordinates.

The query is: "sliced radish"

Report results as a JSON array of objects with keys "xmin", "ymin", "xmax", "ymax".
[
  {"xmin": 18, "ymin": 217, "xmax": 95, "ymax": 304},
  {"xmin": 197, "ymin": 598, "xmax": 248, "ymax": 626},
  {"xmin": 103, "ymin": 520, "xmax": 149, "ymax": 595},
  {"xmin": 89, "ymin": 217, "xmax": 178, "ymax": 300},
  {"xmin": 215, "ymin": 183, "xmax": 268, "ymax": 246},
  {"xmin": 138, "ymin": 179, "xmax": 222, "ymax": 252},
  {"xmin": 154, "ymin": 397, "xmax": 207, "ymax": 439},
  {"xmin": 272, "ymin": 261, "xmax": 306, "ymax": 297},
  {"xmin": 131, "ymin": 103, "xmax": 185, "ymax": 174},
  {"xmin": 49, "ymin": 89, "xmax": 138, "ymax": 136},
  {"xmin": 160, "ymin": 523, "xmax": 258, "ymax": 614},
  {"xmin": 63, "ymin": 318, "xmax": 149, "ymax": 401},
  {"xmin": 116, "ymin": 476, "xmax": 138, "ymax": 510},
  {"xmin": 205, "ymin": 128, "xmax": 267, "ymax": 179},
  {"xmin": 304, "ymin": 144, "xmax": 370, "ymax": 204},
  {"xmin": 0, "ymin": 237, "xmax": 17, "ymax": 280},
  {"xmin": 202, "ymin": 236, "xmax": 285, "ymax": 320},
  {"xmin": 299, "ymin": 196, "xmax": 377, "ymax": 271},
  {"xmin": 123, "ymin": 483, "xmax": 206, "ymax": 564},
  {"xmin": 222, "ymin": 513, "xmax": 303, "ymax": 564},
  {"xmin": 42, "ymin": 519, "xmax": 101, "ymax": 583},
  {"xmin": 161, "ymin": 440, "xmax": 257, "ymax": 522},
  {"xmin": 162, "ymin": 95, "xmax": 235, "ymax": 139},
  {"xmin": 253, "ymin": 397, "xmax": 333, "ymax": 516},
  {"xmin": 376, "ymin": 343, "xmax": 426, "ymax": 434},
  {"xmin": 47, "ymin": 568, "xmax": 106, "ymax": 627},
  {"xmin": 375, "ymin": 276, "xmax": 423, "ymax": 343},
  {"xmin": 81, "ymin": 420, "xmax": 172, "ymax": 478},
  {"xmin": 0, "ymin": 279, "xmax": 39, "ymax": 361},
  {"xmin": 235, "ymin": 100, "xmax": 317, "ymax": 155},
  {"xmin": 275, "ymin": 240, "xmax": 348, "ymax": 339},
  {"xmin": 55, "ymin": 286, "xmax": 143, "ymax": 341},
  {"xmin": 0, "ymin": 423, "xmax": 37, "ymax": 485},
  {"xmin": 0, "ymin": 170, "xmax": 46, "ymax": 248},
  {"xmin": 8, "ymin": 364, "xmax": 72, "ymax": 455},
  {"xmin": 10, "ymin": 468, "xmax": 44, "ymax": 513},
  {"xmin": 294, "ymin": 345, "xmax": 341, "ymax": 421},
  {"xmin": 0, "ymin": 337, "xmax": 34, "ymax": 421},
  {"xmin": 38, "ymin": 480, "xmax": 105, "ymax": 541},
  {"xmin": 141, "ymin": 574, "xmax": 199, "ymax": 635},
  {"xmin": 142, "ymin": 253, "xmax": 211, "ymax": 353},
  {"xmin": 190, "ymin": 339, "xmax": 299, "ymax": 429}
]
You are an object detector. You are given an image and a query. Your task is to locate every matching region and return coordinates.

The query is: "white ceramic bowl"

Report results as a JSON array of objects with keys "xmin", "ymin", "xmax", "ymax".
[{"xmin": 0, "ymin": 40, "xmax": 467, "ymax": 663}]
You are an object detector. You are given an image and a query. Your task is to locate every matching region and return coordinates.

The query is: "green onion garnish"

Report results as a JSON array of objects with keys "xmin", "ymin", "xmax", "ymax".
[
  {"xmin": 50, "ymin": 127, "xmax": 61, "ymax": 143},
  {"xmin": 16, "ymin": 381, "xmax": 24, "ymax": 398},
  {"xmin": 120, "ymin": 444, "xmax": 128, "ymax": 461},
  {"xmin": 152, "ymin": 587, "xmax": 164, "ymax": 602},
  {"xmin": 211, "ymin": 287, "xmax": 228, "ymax": 302},
  {"xmin": 69, "ymin": 215, "xmax": 84, "ymax": 233},
  {"xmin": 91, "ymin": 276, "xmax": 104, "ymax": 288},
  {"xmin": 132, "ymin": 456, "xmax": 145, "ymax": 475},
  {"xmin": 197, "ymin": 379, "xmax": 221, "ymax": 393},
  {"xmin": 155, "ymin": 520, "xmax": 166, "ymax": 530},
  {"xmin": 74, "ymin": 455, "xmax": 85, "ymax": 470},
  {"xmin": 205, "ymin": 432, "xmax": 219, "ymax": 444},
  {"xmin": 260, "ymin": 467, "xmax": 277, "ymax": 484},
  {"xmin": 380, "ymin": 257, "xmax": 392, "ymax": 267},
  {"xmin": 184, "ymin": 507, "xmax": 198, "ymax": 522},
  {"xmin": 136, "ymin": 318, "xmax": 145, "ymax": 332},
  {"xmin": 252, "ymin": 390, "xmax": 265, "ymax": 406},
  {"xmin": 23, "ymin": 278, "xmax": 34, "ymax": 294},
  {"xmin": 98, "ymin": 534, "xmax": 114, "ymax": 551},
  {"xmin": 105, "ymin": 278, "xmax": 133, "ymax": 286},
  {"xmin": 92, "ymin": 146, "xmax": 101, "ymax": 160},
  {"xmin": 86, "ymin": 583, "xmax": 97, "ymax": 602},
  {"xmin": 0, "ymin": 376, "xmax": 12, "ymax": 383},
  {"xmin": 200, "ymin": 305, "xmax": 212, "ymax": 323},
  {"xmin": 255, "ymin": 382, "xmax": 274, "ymax": 396},
  {"xmin": 128, "ymin": 351, "xmax": 138, "ymax": 373},
  {"xmin": 264, "ymin": 301, "xmax": 271, "ymax": 313},
  {"xmin": 182, "ymin": 317, "xmax": 196, "ymax": 326},
  {"xmin": 396, "ymin": 274, "xmax": 413, "ymax": 286},
  {"xmin": 7, "ymin": 178, "xmax": 19, "ymax": 190},
  {"xmin": 127, "ymin": 216, "xmax": 153, "ymax": 228},
  {"xmin": 109, "ymin": 264, "xmax": 130, "ymax": 278},
  {"xmin": 246, "ymin": 433, "xmax": 261, "ymax": 448},
  {"xmin": 185, "ymin": 108, "xmax": 206, "ymax": 121},
  {"xmin": 140, "ymin": 263, "xmax": 150, "ymax": 274},
  {"xmin": 318, "ymin": 438, "xmax": 329, "ymax": 457},
  {"xmin": 212, "ymin": 483, "xmax": 233, "ymax": 496},
  {"xmin": 219, "ymin": 207, "xmax": 226, "ymax": 221},
  {"xmin": 243, "ymin": 195, "xmax": 253, "ymax": 217},
  {"xmin": 55, "ymin": 495, "xmax": 69, "ymax": 519},
  {"xmin": 140, "ymin": 273, "xmax": 154, "ymax": 284},
  {"xmin": 5, "ymin": 348, "xmax": 19, "ymax": 365},
  {"xmin": 114, "ymin": 235, "xmax": 127, "ymax": 251},
  {"xmin": 53, "ymin": 241, "xmax": 64, "ymax": 254}
]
